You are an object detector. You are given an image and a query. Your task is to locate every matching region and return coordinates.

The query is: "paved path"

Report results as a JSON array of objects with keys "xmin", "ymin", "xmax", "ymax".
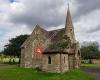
[
  {"xmin": 82, "ymin": 67, "xmax": 100, "ymax": 80},
  {"xmin": 0, "ymin": 64, "xmax": 17, "ymax": 70}
]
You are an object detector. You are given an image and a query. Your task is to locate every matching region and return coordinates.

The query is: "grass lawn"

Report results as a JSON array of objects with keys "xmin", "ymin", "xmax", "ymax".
[
  {"xmin": 0, "ymin": 67, "xmax": 95, "ymax": 80},
  {"xmin": 81, "ymin": 62, "xmax": 100, "ymax": 68}
]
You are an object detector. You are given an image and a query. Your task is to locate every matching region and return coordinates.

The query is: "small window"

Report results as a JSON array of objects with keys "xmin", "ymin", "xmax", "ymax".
[
  {"xmin": 70, "ymin": 29, "xmax": 72, "ymax": 31},
  {"xmin": 78, "ymin": 50, "xmax": 80, "ymax": 56},
  {"xmin": 48, "ymin": 56, "xmax": 51, "ymax": 64},
  {"xmin": 64, "ymin": 56, "xmax": 65, "ymax": 63},
  {"xmin": 21, "ymin": 47, "xmax": 25, "ymax": 49}
]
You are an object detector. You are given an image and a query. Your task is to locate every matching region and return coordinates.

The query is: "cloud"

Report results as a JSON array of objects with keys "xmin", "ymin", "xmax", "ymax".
[
  {"xmin": 74, "ymin": 9, "xmax": 100, "ymax": 44},
  {"xmin": 0, "ymin": 0, "xmax": 100, "ymax": 51},
  {"xmin": 9, "ymin": 0, "xmax": 78, "ymax": 28},
  {"xmin": 75, "ymin": 0, "xmax": 100, "ymax": 18},
  {"xmin": 0, "ymin": 24, "xmax": 31, "ymax": 51}
]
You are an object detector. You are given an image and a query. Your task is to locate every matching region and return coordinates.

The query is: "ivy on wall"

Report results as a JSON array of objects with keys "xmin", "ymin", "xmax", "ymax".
[{"xmin": 49, "ymin": 35, "xmax": 71, "ymax": 50}]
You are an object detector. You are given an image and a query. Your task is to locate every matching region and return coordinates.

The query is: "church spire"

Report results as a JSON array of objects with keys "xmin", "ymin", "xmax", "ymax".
[
  {"xmin": 65, "ymin": 5, "xmax": 76, "ymax": 43},
  {"xmin": 65, "ymin": 5, "xmax": 73, "ymax": 29}
]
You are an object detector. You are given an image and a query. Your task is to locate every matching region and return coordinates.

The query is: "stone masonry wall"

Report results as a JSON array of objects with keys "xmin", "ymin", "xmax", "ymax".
[
  {"xmin": 20, "ymin": 43, "xmax": 33, "ymax": 68},
  {"xmin": 41, "ymin": 53, "xmax": 69, "ymax": 73}
]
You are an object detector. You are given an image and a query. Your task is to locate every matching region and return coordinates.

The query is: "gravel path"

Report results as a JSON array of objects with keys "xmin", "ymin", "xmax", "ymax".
[{"xmin": 82, "ymin": 67, "xmax": 100, "ymax": 80}]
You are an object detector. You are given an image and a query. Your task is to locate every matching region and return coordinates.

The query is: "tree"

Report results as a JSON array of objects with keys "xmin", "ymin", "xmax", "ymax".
[
  {"xmin": 81, "ymin": 41, "xmax": 100, "ymax": 63},
  {"xmin": 4, "ymin": 35, "xmax": 29, "ymax": 57}
]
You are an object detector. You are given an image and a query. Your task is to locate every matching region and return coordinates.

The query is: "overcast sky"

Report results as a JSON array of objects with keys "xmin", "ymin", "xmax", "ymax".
[{"xmin": 0, "ymin": 0, "xmax": 100, "ymax": 51}]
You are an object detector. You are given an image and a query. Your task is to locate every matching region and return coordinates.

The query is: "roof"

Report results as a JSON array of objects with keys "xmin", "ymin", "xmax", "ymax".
[
  {"xmin": 21, "ymin": 25, "xmax": 48, "ymax": 47},
  {"xmin": 21, "ymin": 26, "xmax": 65, "ymax": 47},
  {"xmin": 43, "ymin": 52, "xmax": 68, "ymax": 54},
  {"xmin": 43, "ymin": 48, "xmax": 75, "ymax": 55}
]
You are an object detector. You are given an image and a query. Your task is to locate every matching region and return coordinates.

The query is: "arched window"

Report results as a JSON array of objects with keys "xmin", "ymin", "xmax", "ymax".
[
  {"xmin": 70, "ymin": 29, "xmax": 73, "ymax": 31},
  {"xmin": 64, "ymin": 56, "xmax": 65, "ymax": 63},
  {"xmin": 48, "ymin": 56, "xmax": 51, "ymax": 64},
  {"xmin": 78, "ymin": 50, "xmax": 80, "ymax": 56}
]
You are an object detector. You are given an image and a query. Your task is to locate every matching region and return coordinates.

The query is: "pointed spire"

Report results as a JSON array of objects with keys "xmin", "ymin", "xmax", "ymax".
[
  {"xmin": 68, "ymin": 2, "xmax": 69, "ymax": 9},
  {"xmin": 65, "ymin": 5, "xmax": 76, "ymax": 43},
  {"xmin": 65, "ymin": 5, "xmax": 73, "ymax": 30}
]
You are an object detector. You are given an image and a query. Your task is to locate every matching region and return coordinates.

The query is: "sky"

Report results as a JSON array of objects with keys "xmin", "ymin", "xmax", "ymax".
[{"xmin": 0, "ymin": 0, "xmax": 100, "ymax": 51}]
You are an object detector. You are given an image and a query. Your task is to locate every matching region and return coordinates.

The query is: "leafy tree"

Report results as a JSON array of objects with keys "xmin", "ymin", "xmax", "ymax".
[
  {"xmin": 81, "ymin": 41, "xmax": 100, "ymax": 63},
  {"xmin": 4, "ymin": 35, "xmax": 29, "ymax": 57},
  {"xmin": 0, "ymin": 51, "xmax": 3, "ymax": 55}
]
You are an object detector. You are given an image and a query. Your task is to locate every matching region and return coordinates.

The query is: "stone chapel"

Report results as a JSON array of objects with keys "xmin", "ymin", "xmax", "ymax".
[{"xmin": 20, "ymin": 7, "xmax": 81, "ymax": 73}]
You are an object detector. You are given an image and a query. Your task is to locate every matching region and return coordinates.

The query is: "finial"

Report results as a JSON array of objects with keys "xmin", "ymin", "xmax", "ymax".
[
  {"xmin": 68, "ymin": 3, "xmax": 69, "ymax": 9},
  {"xmin": 67, "ymin": 0, "xmax": 71, "ymax": 9}
]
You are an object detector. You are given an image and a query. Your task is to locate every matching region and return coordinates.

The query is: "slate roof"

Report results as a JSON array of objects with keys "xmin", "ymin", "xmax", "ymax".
[
  {"xmin": 21, "ymin": 25, "xmax": 65, "ymax": 47},
  {"xmin": 21, "ymin": 25, "xmax": 48, "ymax": 47}
]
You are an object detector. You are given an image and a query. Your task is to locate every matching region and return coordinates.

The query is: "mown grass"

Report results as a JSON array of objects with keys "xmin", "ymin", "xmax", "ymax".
[
  {"xmin": 81, "ymin": 62, "xmax": 100, "ymax": 68},
  {"xmin": 0, "ymin": 67, "xmax": 95, "ymax": 80}
]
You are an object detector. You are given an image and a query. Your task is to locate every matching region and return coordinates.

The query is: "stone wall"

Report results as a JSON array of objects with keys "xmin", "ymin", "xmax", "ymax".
[
  {"xmin": 74, "ymin": 42, "xmax": 81, "ymax": 68},
  {"xmin": 61, "ymin": 54, "xmax": 69, "ymax": 72},
  {"xmin": 20, "ymin": 43, "xmax": 33, "ymax": 68},
  {"xmin": 41, "ymin": 53, "xmax": 69, "ymax": 73},
  {"xmin": 68, "ymin": 55, "xmax": 75, "ymax": 69}
]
